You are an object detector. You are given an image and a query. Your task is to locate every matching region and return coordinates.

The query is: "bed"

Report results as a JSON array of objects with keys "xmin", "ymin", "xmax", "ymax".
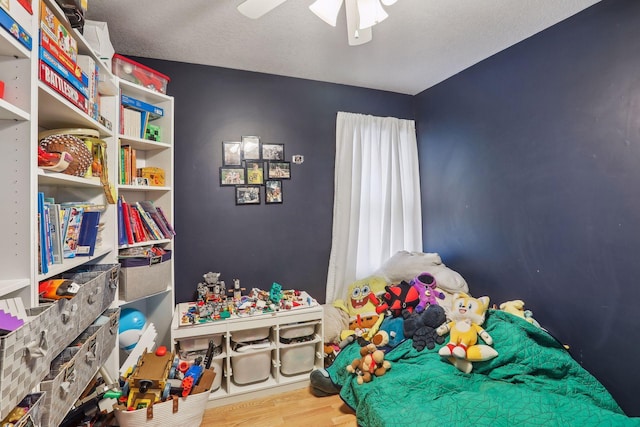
[{"xmin": 324, "ymin": 309, "xmax": 640, "ymax": 426}]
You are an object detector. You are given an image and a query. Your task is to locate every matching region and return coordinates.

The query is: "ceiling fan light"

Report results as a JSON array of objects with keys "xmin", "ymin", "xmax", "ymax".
[
  {"xmin": 309, "ymin": 0, "xmax": 345, "ymax": 27},
  {"xmin": 356, "ymin": 0, "xmax": 388, "ymax": 30}
]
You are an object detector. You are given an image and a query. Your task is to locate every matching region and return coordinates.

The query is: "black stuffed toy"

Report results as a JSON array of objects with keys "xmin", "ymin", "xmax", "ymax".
[{"xmin": 402, "ymin": 304, "xmax": 447, "ymax": 351}]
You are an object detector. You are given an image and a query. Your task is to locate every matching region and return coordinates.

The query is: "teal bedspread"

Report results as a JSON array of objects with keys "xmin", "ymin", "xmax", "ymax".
[{"xmin": 327, "ymin": 310, "xmax": 639, "ymax": 427}]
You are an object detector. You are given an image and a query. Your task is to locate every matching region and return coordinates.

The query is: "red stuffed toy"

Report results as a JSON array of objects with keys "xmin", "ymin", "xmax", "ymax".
[{"xmin": 376, "ymin": 280, "xmax": 420, "ymax": 317}]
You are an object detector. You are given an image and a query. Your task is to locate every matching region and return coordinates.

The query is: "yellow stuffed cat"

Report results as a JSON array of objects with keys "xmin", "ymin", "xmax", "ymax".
[{"xmin": 436, "ymin": 293, "xmax": 498, "ymax": 373}]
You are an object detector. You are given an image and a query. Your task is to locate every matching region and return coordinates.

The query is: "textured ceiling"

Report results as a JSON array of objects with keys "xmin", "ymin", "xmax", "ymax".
[{"xmin": 85, "ymin": 0, "xmax": 600, "ymax": 95}]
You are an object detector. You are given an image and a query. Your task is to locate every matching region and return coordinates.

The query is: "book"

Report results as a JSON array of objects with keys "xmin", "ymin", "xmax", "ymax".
[
  {"xmin": 37, "ymin": 192, "xmax": 47, "ymax": 274},
  {"xmin": 43, "ymin": 202, "xmax": 53, "ymax": 267},
  {"xmin": 0, "ymin": 5, "xmax": 32, "ymax": 50},
  {"xmin": 75, "ymin": 211, "xmax": 100, "ymax": 256},
  {"xmin": 46, "ymin": 202, "xmax": 63, "ymax": 264},
  {"xmin": 39, "ymin": 60, "xmax": 89, "ymax": 114},
  {"xmin": 117, "ymin": 196, "xmax": 127, "ymax": 246},
  {"xmin": 138, "ymin": 200, "xmax": 173, "ymax": 239},
  {"xmin": 134, "ymin": 202, "xmax": 164, "ymax": 240},
  {"xmin": 121, "ymin": 94, "xmax": 164, "ymax": 117},
  {"xmin": 121, "ymin": 197, "xmax": 135, "ymax": 244},
  {"xmin": 155, "ymin": 206, "xmax": 176, "ymax": 236},
  {"xmin": 129, "ymin": 206, "xmax": 149, "ymax": 242},
  {"xmin": 76, "ymin": 54, "xmax": 99, "ymax": 120},
  {"xmin": 61, "ymin": 206, "xmax": 84, "ymax": 258}
]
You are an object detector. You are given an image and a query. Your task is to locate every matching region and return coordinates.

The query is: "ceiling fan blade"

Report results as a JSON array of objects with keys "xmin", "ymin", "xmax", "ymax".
[
  {"xmin": 309, "ymin": 0, "xmax": 344, "ymax": 27},
  {"xmin": 356, "ymin": 0, "xmax": 388, "ymax": 29},
  {"xmin": 345, "ymin": 0, "xmax": 372, "ymax": 46},
  {"xmin": 237, "ymin": 0, "xmax": 288, "ymax": 19}
]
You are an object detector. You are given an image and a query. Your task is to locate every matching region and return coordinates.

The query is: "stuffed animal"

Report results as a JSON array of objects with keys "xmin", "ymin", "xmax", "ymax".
[
  {"xmin": 499, "ymin": 299, "xmax": 541, "ymax": 327},
  {"xmin": 410, "ymin": 272, "xmax": 445, "ymax": 313},
  {"xmin": 436, "ymin": 293, "xmax": 498, "ymax": 373},
  {"xmin": 402, "ymin": 304, "xmax": 447, "ymax": 351},
  {"xmin": 334, "ymin": 276, "xmax": 387, "ymax": 342},
  {"xmin": 371, "ymin": 315, "xmax": 405, "ymax": 350},
  {"xmin": 346, "ymin": 343, "xmax": 391, "ymax": 384},
  {"xmin": 376, "ymin": 281, "xmax": 420, "ymax": 317}
]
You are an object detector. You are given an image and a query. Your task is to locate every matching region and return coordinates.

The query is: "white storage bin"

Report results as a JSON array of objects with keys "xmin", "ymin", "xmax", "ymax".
[
  {"xmin": 231, "ymin": 348, "xmax": 271, "ymax": 385},
  {"xmin": 280, "ymin": 341, "xmax": 316, "ymax": 376},
  {"xmin": 280, "ymin": 321, "xmax": 317, "ymax": 340},
  {"xmin": 210, "ymin": 357, "xmax": 224, "ymax": 391},
  {"xmin": 177, "ymin": 334, "xmax": 223, "ymax": 351},
  {"xmin": 231, "ymin": 327, "xmax": 270, "ymax": 343}
]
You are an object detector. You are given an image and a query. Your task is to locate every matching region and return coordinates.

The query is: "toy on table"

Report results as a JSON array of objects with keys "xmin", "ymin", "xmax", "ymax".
[
  {"xmin": 436, "ymin": 293, "xmax": 498, "ymax": 373},
  {"xmin": 269, "ymin": 282, "xmax": 283, "ymax": 304},
  {"xmin": 118, "ymin": 308, "xmax": 146, "ymax": 352},
  {"xmin": 345, "ymin": 343, "xmax": 391, "ymax": 385}
]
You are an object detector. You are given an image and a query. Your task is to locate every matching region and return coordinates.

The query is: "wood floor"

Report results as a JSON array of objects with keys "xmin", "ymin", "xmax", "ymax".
[{"xmin": 200, "ymin": 386, "xmax": 357, "ymax": 427}]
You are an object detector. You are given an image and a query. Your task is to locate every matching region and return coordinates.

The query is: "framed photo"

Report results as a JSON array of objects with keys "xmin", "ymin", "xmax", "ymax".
[
  {"xmin": 236, "ymin": 185, "xmax": 261, "ymax": 205},
  {"xmin": 267, "ymin": 161, "xmax": 291, "ymax": 179},
  {"xmin": 222, "ymin": 141, "xmax": 242, "ymax": 166},
  {"xmin": 261, "ymin": 143, "xmax": 285, "ymax": 161},
  {"xmin": 241, "ymin": 135, "xmax": 261, "ymax": 160},
  {"xmin": 220, "ymin": 167, "xmax": 245, "ymax": 186},
  {"xmin": 245, "ymin": 161, "xmax": 264, "ymax": 185},
  {"xmin": 265, "ymin": 180, "xmax": 283, "ymax": 204}
]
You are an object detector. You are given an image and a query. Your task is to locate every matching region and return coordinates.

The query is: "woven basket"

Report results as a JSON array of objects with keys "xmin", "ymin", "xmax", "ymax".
[{"xmin": 39, "ymin": 129, "xmax": 95, "ymax": 177}]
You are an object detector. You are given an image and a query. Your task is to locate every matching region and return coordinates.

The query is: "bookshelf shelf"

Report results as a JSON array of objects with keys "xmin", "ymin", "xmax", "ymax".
[
  {"xmin": 118, "ymin": 184, "xmax": 171, "ymax": 192},
  {"xmin": 118, "ymin": 238, "xmax": 172, "ymax": 250},
  {"xmin": 0, "ymin": 29, "xmax": 30, "ymax": 58},
  {"xmin": 0, "ymin": 98, "xmax": 30, "ymax": 121},
  {"xmin": 118, "ymin": 135, "xmax": 171, "ymax": 150},
  {"xmin": 38, "ymin": 170, "xmax": 106, "ymax": 187},
  {"xmin": 37, "ymin": 83, "xmax": 113, "ymax": 135},
  {"xmin": 0, "ymin": 279, "xmax": 31, "ymax": 298},
  {"xmin": 37, "ymin": 246, "xmax": 114, "ymax": 281}
]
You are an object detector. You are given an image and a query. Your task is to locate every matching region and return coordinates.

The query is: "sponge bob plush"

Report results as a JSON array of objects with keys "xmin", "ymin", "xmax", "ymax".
[{"xmin": 334, "ymin": 276, "xmax": 387, "ymax": 341}]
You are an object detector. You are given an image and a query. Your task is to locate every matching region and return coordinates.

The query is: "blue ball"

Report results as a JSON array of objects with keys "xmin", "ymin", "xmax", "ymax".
[
  {"xmin": 118, "ymin": 308, "xmax": 146, "ymax": 351},
  {"xmin": 119, "ymin": 308, "xmax": 146, "ymax": 333}
]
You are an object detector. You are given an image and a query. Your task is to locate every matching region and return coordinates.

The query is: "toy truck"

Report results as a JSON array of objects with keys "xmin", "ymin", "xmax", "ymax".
[{"xmin": 123, "ymin": 347, "xmax": 177, "ymax": 410}]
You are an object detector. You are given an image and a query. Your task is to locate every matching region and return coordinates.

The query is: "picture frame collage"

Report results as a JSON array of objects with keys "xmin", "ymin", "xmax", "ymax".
[{"xmin": 220, "ymin": 136, "xmax": 289, "ymax": 205}]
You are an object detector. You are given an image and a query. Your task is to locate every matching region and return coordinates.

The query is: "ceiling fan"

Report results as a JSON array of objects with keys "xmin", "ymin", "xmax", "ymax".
[{"xmin": 237, "ymin": 0, "xmax": 398, "ymax": 46}]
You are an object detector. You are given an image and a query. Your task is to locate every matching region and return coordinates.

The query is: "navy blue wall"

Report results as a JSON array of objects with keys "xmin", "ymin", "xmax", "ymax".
[
  {"xmin": 415, "ymin": 0, "xmax": 640, "ymax": 416},
  {"xmin": 129, "ymin": 58, "xmax": 414, "ymax": 305}
]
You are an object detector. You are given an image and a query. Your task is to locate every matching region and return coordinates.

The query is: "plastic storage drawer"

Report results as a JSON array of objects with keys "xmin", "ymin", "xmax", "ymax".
[
  {"xmin": 280, "ymin": 341, "xmax": 316, "ymax": 376},
  {"xmin": 231, "ymin": 345, "xmax": 271, "ymax": 385}
]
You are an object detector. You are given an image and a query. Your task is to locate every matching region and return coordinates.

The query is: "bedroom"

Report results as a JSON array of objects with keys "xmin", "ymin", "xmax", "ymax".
[{"xmin": 82, "ymin": 0, "xmax": 640, "ymax": 422}]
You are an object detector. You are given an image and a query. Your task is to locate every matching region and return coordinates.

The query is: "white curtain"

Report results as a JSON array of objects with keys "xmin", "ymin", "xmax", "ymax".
[{"xmin": 326, "ymin": 111, "xmax": 423, "ymax": 303}]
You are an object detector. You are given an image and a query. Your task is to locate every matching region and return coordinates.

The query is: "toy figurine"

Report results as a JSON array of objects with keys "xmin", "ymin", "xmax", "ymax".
[{"xmin": 270, "ymin": 282, "xmax": 284, "ymax": 304}]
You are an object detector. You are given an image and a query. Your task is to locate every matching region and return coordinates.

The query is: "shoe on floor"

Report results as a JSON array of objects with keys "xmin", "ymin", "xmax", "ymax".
[{"xmin": 310, "ymin": 368, "xmax": 341, "ymax": 396}]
